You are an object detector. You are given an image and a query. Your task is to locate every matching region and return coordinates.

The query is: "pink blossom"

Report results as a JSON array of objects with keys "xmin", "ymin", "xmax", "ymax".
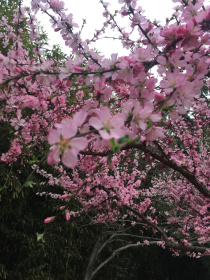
[
  {"xmin": 86, "ymin": 178, "xmax": 92, "ymax": 183},
  {"xmin": 155, "ymin": 92, "xmax": 166, "ymax": 101},
  {"xmin": 146, "ymin": 127, "xmax": 165, "ymax": 141},
  {"xmin": 143, "ymin": 240, "xmax": 150, "ymax": 245},
  {"xmin": 132, "ymin": 102, "xmax": 161, "ymax": 132},
  {"xmin": 160, "ymin": 71, "xmax": 186, "ymax": 93},
  {"xmin": 48, "ymin": 119, "xmax": 88, "ymax": 168},
  {"xmin": 160, "ymin": 24, "xmax": 177, "ymax": 40},
  {"xmin": 50, "ymin": 0, "xmax": 64, "ymax": 11},
  {"xmin": 117, "ymin": 58, "xmax": 135, "ymax": 84},
  {"xmin": 89, "ymin": 107, "xmax": 126, "ymax": 140},
  {"xmin": 10, "ymin": 110, "xmax": 26, "ymax": 130}
]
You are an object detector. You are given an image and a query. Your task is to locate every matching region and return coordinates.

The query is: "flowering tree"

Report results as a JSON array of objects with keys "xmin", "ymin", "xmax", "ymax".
[{"xmin": 0, "ymin": 0, "xmax": 209, "ymax": 275}]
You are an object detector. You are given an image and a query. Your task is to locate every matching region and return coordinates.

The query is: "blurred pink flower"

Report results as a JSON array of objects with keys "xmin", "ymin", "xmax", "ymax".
[{"xmin": 48, "ymin": 118, "xmax": 88, "ymax": 168}]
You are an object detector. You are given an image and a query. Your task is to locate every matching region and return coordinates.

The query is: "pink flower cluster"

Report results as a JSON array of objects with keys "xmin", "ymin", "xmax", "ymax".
[{"xmin": 0, "ymin": 0, "xmax": 209, "ymax": 257}]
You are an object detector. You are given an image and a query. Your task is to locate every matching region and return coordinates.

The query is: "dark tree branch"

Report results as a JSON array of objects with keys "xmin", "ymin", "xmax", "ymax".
[
  {"xmin": 128, "ymin": 6, "xmax": 153, "ymax": 45},
  {"xmin": 88, "ymin": 242, "xmax": 158, "ymax": 280}
]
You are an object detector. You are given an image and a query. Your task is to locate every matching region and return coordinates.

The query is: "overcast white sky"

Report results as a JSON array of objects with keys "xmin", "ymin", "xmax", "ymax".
[{"xmin": 23, "ymin": 0, "xmax": 175, "ymax": 57}]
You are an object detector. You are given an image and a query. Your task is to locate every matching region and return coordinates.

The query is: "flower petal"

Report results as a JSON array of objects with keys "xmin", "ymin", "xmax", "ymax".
[
  {"xmin": 99, "ymin": 130, "xmax": 111, "ymax": 140},
  {"xmin": 48, "ymin": 129, "xmax": 60, "ymax": 144},
  {"xmin": 52, "ymin": 145, "xmax": 60, "ymax": 162},
  {"xmin": 89, "ymin": 117, "xmax": 102, "ymax": 130},
  {"xmin": 73, "ymin": 111, "xmax": 87, "ymax": 127},
  {"xmin": 70, "ymin": 137, "xmax": 88, "ymax": 151},
  {"xmin": 61, "ymin": 120, "xmax": 77, "ymax": 138},
  {"xmin": 62, "ymin": 149, "xmax": 78, "ymax": 168}
]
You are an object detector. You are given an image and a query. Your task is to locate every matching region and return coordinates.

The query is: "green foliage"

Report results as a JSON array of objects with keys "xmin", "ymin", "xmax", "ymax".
[
  {"xmin": 0, "ymin": 0, "xmax": 19, "ymax": 17},
  {"xmin": 109, "ymin": 138, "xmax": 121, "ymax": 153},
  {"xmin": 109, "ymin": 135, "xmax": 131, "ymax": 153},
  {"xmin": 43, "ymin": 44, "xmax": 66, "ymax": 64},
  {"xmin": 0, "ymin": 0, "xmax": 64, "ymax": 61},
  {"xmin": 0, "ymin": 0, "xmax": 32, "ymax": 56}
]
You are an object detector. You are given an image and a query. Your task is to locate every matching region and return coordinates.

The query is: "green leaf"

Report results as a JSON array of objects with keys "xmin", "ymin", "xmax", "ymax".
[
  {"xmin": 24, "ymin": 181, "xmax": 36, "ymax": 188},
  {"xmin": 112, "ymin": 144, "xmax": 121, "ymax": 153},
  {"xmin": 0, "ymin": 185, "xmax": 7, "ymax": 192},
  {"xmin": 29, "ymin": 155, "xmax": 38, "ymax": 164},
  {"xmin": 146, "ymin": 119, "xmax": 152, "ymax": 128},
  {"xmin": 117, "ymin": 134, "xmax": 130, "ymax": 144},
  {"xmin": 36, "ymin": 233, "xmax": 45, "ymax": 243},
  {"xmin": 109, "ymin": 138, "xmax": 121, "ymax": 153},
  {"xmin": 109, "ymin": 138, "xmax": 115, "ymax": 147}
]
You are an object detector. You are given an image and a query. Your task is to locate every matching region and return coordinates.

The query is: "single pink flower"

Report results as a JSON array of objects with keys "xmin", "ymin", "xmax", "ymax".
[
  {"xmin": 48, "ymin": 119, "xmax": 88, "ymax": 168},
  {"xmin": 132, "ymin": 102, "xmax": 161, "ymax": 131},
  {"xmin": 146, "ymin": 127, "xmax": 165, "ymax": 141},
  {"xmin": 89, "ymin": 107, "xmax": 125, "ymax": 140}
]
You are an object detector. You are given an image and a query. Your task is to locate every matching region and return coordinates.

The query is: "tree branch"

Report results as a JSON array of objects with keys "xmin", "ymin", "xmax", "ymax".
[
  {"xmin": 81, "ymin": 143, "xmax": 210, "ymax": 198},
  {"xmin": 84, "ymin": 236, "xmax": 103, "ymax": 280},
  {"xmin": 89, "ymin": 241, "xmax": 157, "ymax": 280}
]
